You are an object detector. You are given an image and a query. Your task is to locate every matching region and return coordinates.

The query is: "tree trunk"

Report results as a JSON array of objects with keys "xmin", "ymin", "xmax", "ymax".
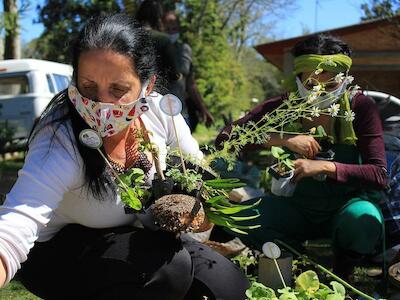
[{"xmin": 3, "ymin": 0, "xmax": 21, "ymax": 59}]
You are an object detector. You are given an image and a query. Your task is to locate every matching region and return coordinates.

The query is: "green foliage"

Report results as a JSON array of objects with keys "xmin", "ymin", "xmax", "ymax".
[
  {"xmin": 116, "ymin": 168, "xmax": 149, "ymax": 211},
  {"xmin": 246, "ymin": 282, "xmax": 278, "ymax": 300},
  {"xmin": 361, "ymin": 0, "xmax": 400, "ymax": 20},
  {"xmin": 165, "ymin": 168, "xmax": 203, "ymax": 192},
  {"xmin": 180, "ymin": 0, "xmax": 252, "ymax": 119},
  {"xmin": 245, "ymin": 270, "xmax": 346, "ymax": 300},
  {"xmin": 34, "ymin": 0, "xmax": 122, "ymax": 63},
  {"xmin": 163, "ymin": 160, "xmax": 261, "ymax": 234},
  {"xmin": 270, "ymin": 146, "xmax": 294, "ymax": 174},
  {"xmin": 232, "ymin": 248, "xmax": 258, "ymax": 280}
]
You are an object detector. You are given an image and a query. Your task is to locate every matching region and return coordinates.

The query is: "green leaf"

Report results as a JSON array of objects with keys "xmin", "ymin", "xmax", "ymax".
[
  {"xmin": 326, "ymin": 294, "xmax": 345, "ymax": 300},
  {"xmin": 295, "ymin": 270, "xmax": 319, "ymax": 293},
  {"xmin": 120, "ymin": 187, "xmax": 142, "ymax": 211},
  {"xmin": 271, "ymin": 146, "xmax": 285, "ymax": 159},
  {"xmin": 230, "ymin": 214, "xmax": 260, "ymax": 221},
  {"xmin": 330, "ymin": 281, "xmax": 345, "ymax": 296},
  {"xmin": 280, "ymin": 154, "xmax": 290, "ymax": 160},
  {"xmin": 246, "ymin": 281, "xmax": 277, "ymax": 300},
  {"xmin": 316, "ymin": 125, "xmax": 327, "ymax": 137},
  {"xmin": 283, "ymin": 159, "xmax": 295, "ymax": 170},
  {"xmin": 212, "ymin": 202, "xmax": 258, "ymax": 214},
  {"xmin": 204, "ymin": 178, "xmax": 246, "ymax": 189},
  {"xmin": 205, "ymin": 195, "xmax": 227, "ymax": 205}
]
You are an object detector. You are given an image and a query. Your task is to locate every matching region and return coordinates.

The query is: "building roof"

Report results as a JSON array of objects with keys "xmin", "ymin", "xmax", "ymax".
[{"xmin": 255, "ymin": 16, "xmax": 400, "ymax": 72}]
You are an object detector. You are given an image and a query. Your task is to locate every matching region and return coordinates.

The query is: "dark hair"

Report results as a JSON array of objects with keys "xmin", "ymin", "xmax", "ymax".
[
  {"xmin": 29, "ymin": 13, "xmax": 160, "ymax": 198},
  {"xmin": 135, "ymin": 0, "xmax": 165, "ymax": 31},
  {"xmin": 291, "ymin": 34, "xmax": 352, "ymax": 58}
]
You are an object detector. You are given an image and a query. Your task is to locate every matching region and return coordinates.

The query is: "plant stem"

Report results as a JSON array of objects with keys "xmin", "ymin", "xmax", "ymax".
[{"xmin": 275, "ymin": 239, "xmax": 376, "ymax": 300}]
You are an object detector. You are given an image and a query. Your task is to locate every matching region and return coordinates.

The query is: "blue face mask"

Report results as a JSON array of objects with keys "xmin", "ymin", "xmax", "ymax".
[{"xmin": 168, "ymin": 33, "xmax": 180, "ymax": 43}]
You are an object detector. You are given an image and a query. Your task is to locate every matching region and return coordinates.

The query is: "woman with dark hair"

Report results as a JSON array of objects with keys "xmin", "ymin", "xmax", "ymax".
[
  {"xmin": 215, "ymin": 34, "xmax": 387, "ymax": 277},
  {"xmin": 0, "ymin": 14, "xmax": 249, "ymax": 299}
]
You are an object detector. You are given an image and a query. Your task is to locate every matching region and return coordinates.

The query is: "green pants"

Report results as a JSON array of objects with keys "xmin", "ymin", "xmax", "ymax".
[{"xmin": 237, "ymin": 195, "xmax": 383, "ymax": 255}]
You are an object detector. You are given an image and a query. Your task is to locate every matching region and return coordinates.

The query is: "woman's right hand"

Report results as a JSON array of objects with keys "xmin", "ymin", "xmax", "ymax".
[{"xmin": 284, "ymin": 135, "xmax": 321, "ymax": 158}]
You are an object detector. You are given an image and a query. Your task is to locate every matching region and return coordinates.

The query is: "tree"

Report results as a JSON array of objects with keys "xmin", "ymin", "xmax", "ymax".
[
  {"xmin": 179, "ymin": 0, "xmax": 252, "ymax": 120},
  {"xmin": 361, "ymin": 0, "xmax": 400, "ymax": 20},
  {"xmin": 34, "ymin": 0, "xmax": 122, "ymax": 63},
  {"xmin": 2, "ymin": 0, "xmax": 20, "ymax": 59},
  {"xmin": 217, "ymin": 0, "xmax": 294, "ymax": 60}
]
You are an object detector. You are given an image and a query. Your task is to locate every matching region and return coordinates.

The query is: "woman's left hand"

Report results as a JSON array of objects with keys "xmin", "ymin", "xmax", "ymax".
[{"xmin": 292, "ymin": 159, "xmax": 336, "ymax": 183}]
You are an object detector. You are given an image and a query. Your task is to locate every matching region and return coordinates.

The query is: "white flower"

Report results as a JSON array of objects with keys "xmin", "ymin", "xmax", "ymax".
[
  {"xmin": 328, "ymin": 103, "xmax": 340, "ymax": 117},
  {"xmin": 344, "ymin": 110, "xmax": 355, "ymax": 122},
  {"xmin": 335, "ymin": 73, "xmax": 345, "ymax": 83},
  {"xmin": 311, "ymin": 106, "xmax": 321, "ymax": 117},
  {"xmin": 307, "ymin": 93, "xmax": 318, "ymax": 104},
  {"xmin": 346, "ymin": 75, "xmax": 354, "ymax": 84},
  {"xmin": 350, "ymin": 84, "xmax": 361, "ymax": 97},
  {"xmin": 313, "ymin": 84, "xmax": 322, "ymax": 92}
]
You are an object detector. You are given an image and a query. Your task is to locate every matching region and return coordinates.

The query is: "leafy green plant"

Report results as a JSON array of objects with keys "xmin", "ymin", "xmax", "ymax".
[
  {"xmin": 232, "ymin": 248, "xmax": 258, "ymax": 281},
  {"xmin": 245, "ymin": 270, "xmax": 346, "ymax": 300},
  {"xmin": 270, "ymin": 146, "xmax": 294, "ymax": 175},
  {"xmin": 165, "ymin": 168, "xmax": 202, "ymax": 193},
  {"xmin": 162, "ymin": 162, "xmax": 261, "ymax": 234},
  {"xmin": 116, "ymin": 168, "xmax": 150, "ymax": 211}
]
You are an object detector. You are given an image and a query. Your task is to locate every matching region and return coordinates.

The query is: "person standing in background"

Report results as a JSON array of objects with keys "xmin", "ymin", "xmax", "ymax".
[{"xmin": 163, "ymin": 11, "xmax": 214, "ymax": 131}]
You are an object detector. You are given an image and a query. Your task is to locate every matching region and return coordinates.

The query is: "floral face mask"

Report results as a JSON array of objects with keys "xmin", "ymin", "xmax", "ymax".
[{"xmin": 68, "ymin": 83, "xmax": 150, "ymax": 137}]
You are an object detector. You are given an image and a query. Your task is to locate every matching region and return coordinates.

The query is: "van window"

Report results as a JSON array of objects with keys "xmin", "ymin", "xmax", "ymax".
[
  {"xmin": 53, "ymin": 74, "xmax": 70, "ymax": 92},
  {"xmin": 0, "ymin": 75, "xmax": 29, "ymax": 95},
  {"xmin": 46, "ymin": 74, "xmax": 55, "ymax": 93}
]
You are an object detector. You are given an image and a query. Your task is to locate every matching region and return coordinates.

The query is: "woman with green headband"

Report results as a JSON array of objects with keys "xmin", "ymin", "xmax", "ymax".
[{"xmin": 215, "ymin": 34, "xmax": 388, "ymax": 278}]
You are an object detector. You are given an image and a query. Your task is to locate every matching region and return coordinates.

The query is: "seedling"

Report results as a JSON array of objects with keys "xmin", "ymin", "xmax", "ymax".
[{"xmin": 269, "ymin": 146, "xmax": 294, "ymax": 178}]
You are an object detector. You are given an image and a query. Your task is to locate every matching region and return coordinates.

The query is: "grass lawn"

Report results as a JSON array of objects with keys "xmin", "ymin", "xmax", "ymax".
[{"xmin": 0, "ymin": 280, "xmax": 41, "ymax": 300}]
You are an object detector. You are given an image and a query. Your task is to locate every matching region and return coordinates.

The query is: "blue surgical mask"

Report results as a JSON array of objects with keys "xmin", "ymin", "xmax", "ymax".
[
  {"xmin": 168, "ymin": 33, "xmax": 180, "ymax": 43},
  {"xmin": 296, "ymin": 76, "xmax": 348, "ymax": 109}
]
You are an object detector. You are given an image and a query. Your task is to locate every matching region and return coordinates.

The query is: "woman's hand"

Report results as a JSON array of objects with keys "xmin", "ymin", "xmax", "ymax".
[
  {"xmin": 292, "ymin": 159, "xmax": 336, "ymax": 183},
  {"xmin": 284, "ymin": 135, "xmax": 321, "ymax": 158}
]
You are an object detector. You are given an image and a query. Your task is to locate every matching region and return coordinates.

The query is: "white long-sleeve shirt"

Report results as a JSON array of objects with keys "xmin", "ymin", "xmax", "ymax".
[{"xmin": 0, "ymin": 92, "xmax": 202, "ymax": 285}]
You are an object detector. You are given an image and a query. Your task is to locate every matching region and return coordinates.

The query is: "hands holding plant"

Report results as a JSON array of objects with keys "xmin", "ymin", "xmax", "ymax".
[
  {"xmin": 283, "ymin": 135, "xmax": 321, "ymax": 159},
  {"xmin": 292, "ymin": 159, "xmax": 336, "ymax": 183}
]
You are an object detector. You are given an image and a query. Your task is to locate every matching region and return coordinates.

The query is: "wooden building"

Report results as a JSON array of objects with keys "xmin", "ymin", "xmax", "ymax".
[{"xmin": 255, "ymin": 16, "xmax": 400, "ymax": 97}]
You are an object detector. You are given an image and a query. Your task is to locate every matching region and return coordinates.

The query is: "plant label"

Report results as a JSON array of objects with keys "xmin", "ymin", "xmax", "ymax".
[
  {"xmin": 262, "ymin": 242, "xmax": 281, "ymax": 259},
  {"xmin": 79, "ymin": 129, "xmax": 102, "ymax": 149},
  {"xmin": 160, "ymin": 94, "xmax": 182, "ymax": 116}
]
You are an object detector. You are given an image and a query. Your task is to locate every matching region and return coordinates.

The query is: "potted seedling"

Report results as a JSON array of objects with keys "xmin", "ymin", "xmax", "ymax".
[{"xmin": 268, "ymin": 146, "xmax": 296, "ymax": 197}]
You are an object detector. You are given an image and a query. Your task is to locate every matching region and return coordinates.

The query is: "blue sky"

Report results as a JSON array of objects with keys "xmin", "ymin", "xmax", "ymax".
[{"xmin": 10, "ymin": 0, "xmax": 365, "ymax": 43}]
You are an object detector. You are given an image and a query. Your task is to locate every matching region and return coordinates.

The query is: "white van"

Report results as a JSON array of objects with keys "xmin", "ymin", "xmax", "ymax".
[{"xmin": 0, "ymin": 59, "xmax": 72, "ymax": 151}]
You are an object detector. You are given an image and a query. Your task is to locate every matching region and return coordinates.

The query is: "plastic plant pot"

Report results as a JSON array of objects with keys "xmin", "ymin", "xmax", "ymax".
[
  {"xmin": 268, "ymin": 164, "xmax": 296, "ymax": 197},
  {"xmin": 313, "ymin": 149, "xmax": 335, "ymax": 181}
]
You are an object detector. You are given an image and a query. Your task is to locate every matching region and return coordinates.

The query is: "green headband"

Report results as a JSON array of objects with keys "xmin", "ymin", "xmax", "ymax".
[
  {"xmin": 284, "ymin": 54, "xmax": 353, "ymax": 91},
  {"xmin": 294, "ymin": 54, "xmax": 352, "ymax": 75}
]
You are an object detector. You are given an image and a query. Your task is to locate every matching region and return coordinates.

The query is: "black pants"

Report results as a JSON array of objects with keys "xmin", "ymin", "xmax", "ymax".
[{"xmin": 18, "ymin": 224, "xmax": 249, "ymax": 300}]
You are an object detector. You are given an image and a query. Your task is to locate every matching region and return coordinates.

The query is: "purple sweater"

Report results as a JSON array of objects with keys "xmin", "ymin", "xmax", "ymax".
[{"xmin": 215, "ymin": 93, "xmax": 388, "ymax": 190}]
